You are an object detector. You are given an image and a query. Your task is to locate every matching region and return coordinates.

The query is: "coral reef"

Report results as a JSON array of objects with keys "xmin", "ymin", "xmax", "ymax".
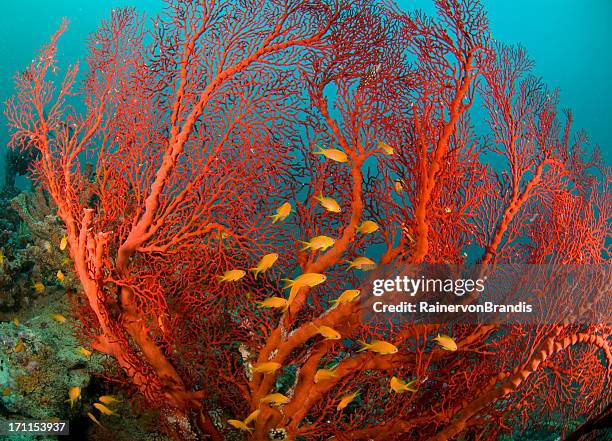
[
  {"xmin": 0, "ymin": 187, "xmax": 77, "ymax": 317},
  {"xmin": 3, "ymin": 0, "xmax": 610, "ymax": 440}
]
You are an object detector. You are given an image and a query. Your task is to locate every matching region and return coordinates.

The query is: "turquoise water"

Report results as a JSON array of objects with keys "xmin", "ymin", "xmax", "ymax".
[{"xmin": 0, "ymin": 0, "xmax": 610, "ymax": 179}]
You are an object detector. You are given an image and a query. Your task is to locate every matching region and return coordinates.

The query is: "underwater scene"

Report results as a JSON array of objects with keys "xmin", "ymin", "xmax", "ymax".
[{"xmin": 0, "ymin": 0, "xmax": 610, "ymax": 440}]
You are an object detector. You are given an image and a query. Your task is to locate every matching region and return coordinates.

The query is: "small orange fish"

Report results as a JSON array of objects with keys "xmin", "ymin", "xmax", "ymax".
[
  {"xmin": 356, "ymin": 220, "xmax": 379, "ymax": 235},
  {"xmin": 331, "ymin": 289, "xmax": 360, "ymax": 307},
  {"xmin": 12, "ymin": 318, "xmax": 20, "ymax": 327},
  {"xmin": 300, "ymin": 235, "xmax": 336, "ymax": 252},
  {"xmin": 250, "ymin": 253, "xmax": 278, "ymax": 279},
  {"xmin": 284, "ymin": 273, "xmax": 327, "ymax": 306},
  {"xmin": 313, "ymin": 145, "xmax": 348, "ymax": 163},
  {"xmin": 433, "ymin": 334, "xmax": 458, "ymax": 351},
  {"xmin": 256, "ymin": 297, "xmax": 288, "ymax": 309},
  {"xmin": 346, "ymin": 256, "xmax": 376, "ymax": 271},
  {"xmin": 87, "ymin": 412, "xmax": 104, "ymax": 428},
  {"xmin": 94, "ymin": 402, "xmax": 117, "ymax": 416},
  {"xmin": 14, "ymin": 340, "xmax": 24, "ymax": 353},
  {"xmin": 313, "ymin": 325, "xmax": 341, "ymax": 340},
  {"xmin": 228, "ymin": 419, "xmax": 253, "ymax": 433},
  {"xmin": 2, "ymin": 387, "xmax": 11, "ymax": 397},
  {"xmin": 314, "ymin": 193, "xmax": 342, "ymax": 213},
  {"xmin": 357, "ymin": 340, "xmax": 398, "ymax": 355},
  {"xmin": 98, "ymin": 395, "xmax": 121, "ymax": 405},
  {"xmin": 50, "ymin": 313, "xmax": 67, "ymax": 323},
  {"xmin": 244, "ymin": 409, "xmax": 260, "ymax": 425},
  {"xmin": 260, "ymin": 393, "xmax": 290, "ymax": 406},
  {"xmin": 59, "ymin": 235, "xmax": 68, "ymax": 251},
  {"xmin": 378, "ymin": 141, "xmax": 395, "ymax": 156},
  {"xmin": 395, "ymin": 180, "xmax": 403, "ymax": 194},
  {"xmin": 390, "ymin": 376, "xmax": 418, "ymax": 393},
  {"xmin": 269, "ymin": 202, "xmax": 292, "ymax": 223},
  {"xmin": 283, "ymin": 273, "xmax": 327, "ymax": 289},
  {"xmin": 79, "ymin": 347, "xmax": 92, "ymax": 358},
  {"xmin": 337, "ymin": 391, "xmax": 360, "ymax": 410},
  {"xmin": 33, "ymin": 282, "xmax": 45, "ymax": 294},
  {"xmin": 217, "ymin": 270, "xmax": 246, "ymax": 283},
  {"xmin": 56, "ymin": 270, "xmax": 65, "ymax": 283},
  {"xmin": 314, "ymin": 368, "xmax": 338, "ymax": 383},
  {"xmin": 66, "ymin": 386, "xmax": 81, "ymax": 407},
  {"xmin": 252, "ymin": 361, "xmax": 282, "ymax": 375}
]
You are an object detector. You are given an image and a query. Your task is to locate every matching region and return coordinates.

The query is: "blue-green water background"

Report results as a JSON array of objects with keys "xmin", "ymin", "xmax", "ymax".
[{"xmin": 0, "ymin": 0, "xmax": 610, "ymax": 184}]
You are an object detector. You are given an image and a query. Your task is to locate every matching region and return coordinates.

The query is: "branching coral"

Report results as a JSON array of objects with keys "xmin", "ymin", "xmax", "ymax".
[{"xmin": 4, "ymin": 0, "xmax": 609, "ymax": 440}]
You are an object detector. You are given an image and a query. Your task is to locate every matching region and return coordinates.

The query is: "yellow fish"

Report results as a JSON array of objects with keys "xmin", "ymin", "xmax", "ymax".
[
  {"xmin": 444, "ymin": 207, "xmax": 452, "ymax": 213},
  {"xmin": 314, "ymin": 368, "xmax": 338, "ymax": 384},
  {"xmin": 284, "ymin": 273, "xmax": 327, "ymax": 306},
  {"xmin": 250, "ymin": 253, "xmax": 278, "ymax": 279},
  {"xmin": 378, "ymin": 141, "xmax": 394, "ymax": 155},
  {"xmin": 66, "ymin": 386, "xmax": 81, "ymax": 407},
  {"xmin": 313, "ymin": 145, "xmax": 348, "ymax": 163},
  {"xmin": 256, "ymin": 297, "xmax": 288, "ymax": 309},
  {"xmin": 98, "ymin": 395, "xmax": 121, "ymax": 405},
  {"xmin": 94, "ymin": 402, "xmax": 117, "ymax": 416},
  {"xmin": 346, "ymin": 256, "xmax": 376, "ymax": 271},
  {"xmin": 269, "ymin": 202, "xmax": 292, "ymax": 223},
  {"xmin": 283, "ymin": 273, "xmax": 327, "ymax": 289},
  {"xmin": 50, "ymin": 313, "xmax": 67, "ymax": 323},
  {"xmin": 313, "ymin": 325, "xmax": 341, "ymax": 340},
  {"xmin": 0, "ymin": 250, "xmax": 4, "ymax": 265},
  {"xmin": 13, "ymin": 318, "xmax": 20, "ymax": 327},
  {"xmin": 331, "ymin": 289, "xmax": 361, "ymax": 307},
  {"xmin": 14, "ymin": 340, "xmax": 24, "ymax": 353},
  {"xmin": 395, "ymin": 180, "xmax": 403, "ymax": 194},
  {"xmin": 59, "ymin": 235, "xmax": 68, "ymax": 251},
  {"xmin": 244, "ymin": 409, "xmax": 260, "ymax": 425},
  {"xmin": 300, "ymin": 235, "xmax": 336, "ymax": 252},
  {"xmin": 260, "ymin": 393, "xmax": 290, "ymax": 406},
  {"xmin": 33, "ymin": 282, "xmax": 45, "ymax": 294},
  {"xmin": 228, "ymin": 419, "xmax": 252, "ymax": 432},
  {"xmin": 390, "ymin": 376, "xmax": 417, "ymax": 393},
  {"xmin": 87, "ymin": 412, "xmax": 104, "ymax": 428},
  {"xmin": 433, "ymin": 334, "xmax": 458, "ymax": 351},
  {"xmin": 217, "ymin": 269, "xmax": 246, "ymax": 283},
  {"xmin": 356, "ymin": 220, "xmax": 379, "ymax": 235},
  {"xmin": 56, "ymin": 270, "xmax": 65, "ymax": 283},
  {"xmin": 228, "ymin": 409, "xmax": 259, "ymax": 432},
  {"xmin": 337, "ymin": 391, "xmax": 360, "ymax": 410},
  {"xmin": 314, "ymin": 193, "xmax": 341, "ymax": 213},
  {"xmin": 252, "ymin": 361, "xmax": 282, "ymax": 375},
  {"xmin": 357, "ymin": 340, "xmax": 398, "ymax": 355},
  {"xmin": 79, "ymin": 347, "xmax": 92, "ymax": 358}
]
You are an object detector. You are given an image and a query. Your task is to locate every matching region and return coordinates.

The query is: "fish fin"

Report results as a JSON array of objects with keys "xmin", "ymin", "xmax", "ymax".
[{"xmin": 313, "ymin": 145, "xmax": 324, "ymax": 155}]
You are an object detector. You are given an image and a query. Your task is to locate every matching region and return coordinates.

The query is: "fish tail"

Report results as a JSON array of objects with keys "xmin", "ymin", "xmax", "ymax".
[
  {"xmin": 313, "ymin": 145, "xmax": 324, "ymax": 155},
  {"xmin": 280, "ymin": 278, "xmax": 294, "ymax": 289},
  {"xmin": 269, "ymin": 213, "xmax": 280, "ymax": 223},
  {"xmin": 299, "ymin": 241, "xmax": 311, "ymax": 251},
  {"xmin": 216, "ymin": 275, "xmax": 225, "ymax": 282},
  {"xmin": 249, "ymin": 267, "xmax": 260, "ymax": 279},
  {"xmin": 356, "ymin": 340, "xmax": 369, "ymax": 352}
]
